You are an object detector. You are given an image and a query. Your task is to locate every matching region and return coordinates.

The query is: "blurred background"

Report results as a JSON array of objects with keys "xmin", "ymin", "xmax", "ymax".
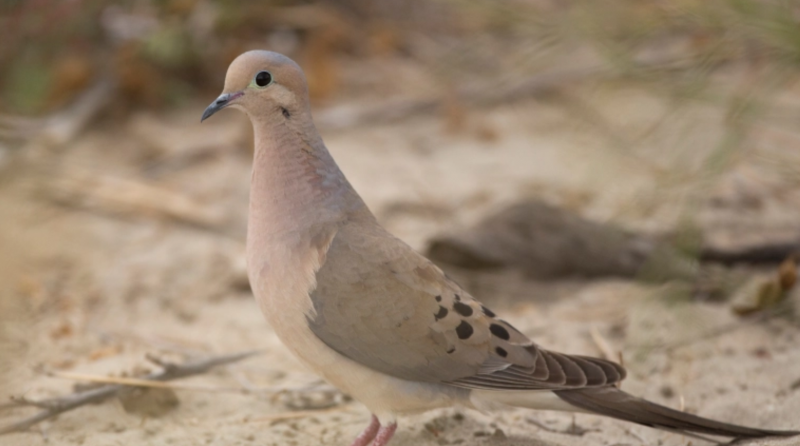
[{"xmin": 2, "ymin": 1, "xmax": 800, "ymax": 445}]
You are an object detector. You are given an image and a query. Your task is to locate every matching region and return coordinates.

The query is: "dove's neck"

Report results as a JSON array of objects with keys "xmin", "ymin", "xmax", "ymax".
[{"xmin": 247, "ymin": 115, "xmax": 364, "ymax": 250}]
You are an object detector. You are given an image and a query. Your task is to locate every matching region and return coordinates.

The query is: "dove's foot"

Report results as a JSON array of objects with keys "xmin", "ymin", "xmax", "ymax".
[
  {"xmin": 370, "ymin": 422, "xmax": 397, "ymax": 446},
  {"xmin": 350, "ymin": 415, "xmax": 380, "ymax": 446}
]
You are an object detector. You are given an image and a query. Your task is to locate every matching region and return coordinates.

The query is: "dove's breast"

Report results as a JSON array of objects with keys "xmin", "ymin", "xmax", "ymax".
[{"xmin": 246, "ymin": 226, "xmax": 469, "ymax": 423}]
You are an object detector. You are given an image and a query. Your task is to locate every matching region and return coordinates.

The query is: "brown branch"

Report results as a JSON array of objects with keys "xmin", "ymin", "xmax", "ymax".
[
  {"xmin": 42, "ymin": 169, "xmax": 227, "ymax": 230},
  {"xmin": 0, "ymin": 79, "xmax": 115, "ymax": 147},
  {"xmin": 700, "ymin": 242, "xmax": 800, "ymax": 266},
  {"xmin": 0, "ymin": 350, "xmax": 260, "ymax": 435}
]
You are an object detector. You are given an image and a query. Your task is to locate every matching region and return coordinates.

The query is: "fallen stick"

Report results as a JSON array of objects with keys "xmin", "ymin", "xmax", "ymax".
[
  {"xmin": 0, "ymin": 79, "xmax": 114, "ymax": 147},
  {"xmin": 0, "ymin": 350, "xmax": 260, "ymax": 435},
  {"xmin": 47, "ymin": 371, "xmax": 250, "ymax": 393},
  {"xmin": 589, "ymin": 326, "xmax": 618, "ymax": 361},
  {"xmin": 48, "ymin": 371, "xmax": 339, "ymax": 398},
  {"xmin": 700, "ymin": 242, "xmax": 800, "ymax": 266},
  {"xmin": 43, "ymin": 168, "xmax": 227, "ymax": 230}
]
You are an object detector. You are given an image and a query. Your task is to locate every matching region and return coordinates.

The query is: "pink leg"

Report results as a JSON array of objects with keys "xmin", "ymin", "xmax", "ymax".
[
  {"xmin": 350, "ymin": 415, "xmax": 380, "ymax": 446},
  {"xmin": 369, "ymin": 422, "xmax": 397, "ymax": 446}
]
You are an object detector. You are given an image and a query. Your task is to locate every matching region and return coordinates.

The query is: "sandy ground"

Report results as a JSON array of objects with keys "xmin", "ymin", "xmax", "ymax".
[{"xmin": 2, "ymin": 81, "xmax": 800, "ymax": 446}]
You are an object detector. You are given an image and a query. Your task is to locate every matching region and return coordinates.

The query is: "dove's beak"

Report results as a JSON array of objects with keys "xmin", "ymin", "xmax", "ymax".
[{"xmin": 201, "ymin": 91, "xmax": 244, "ymax": 122}]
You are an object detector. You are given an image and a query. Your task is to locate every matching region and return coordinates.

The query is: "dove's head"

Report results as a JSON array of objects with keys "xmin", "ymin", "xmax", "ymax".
[{"xmin": 201, "ymin": 50, "xmax": 309, "ymax": 123}]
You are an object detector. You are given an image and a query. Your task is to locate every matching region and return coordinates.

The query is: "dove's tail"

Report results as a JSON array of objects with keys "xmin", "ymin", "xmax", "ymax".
[{"xmin": 553, "ymin": 386, "xmax": 799, "ymax": 440}]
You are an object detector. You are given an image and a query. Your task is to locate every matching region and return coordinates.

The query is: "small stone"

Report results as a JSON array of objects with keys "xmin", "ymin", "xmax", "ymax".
[
  {"xmin": 424, "ymin": 422, "xmax": 439, "ymax": 436},
  {"xmin": 118, "ymin": 387, "xmax": 179, "ymax": 417},
  {"xmin": 492, "ymin": 428, "xmax": 507, "ymax": 440}
]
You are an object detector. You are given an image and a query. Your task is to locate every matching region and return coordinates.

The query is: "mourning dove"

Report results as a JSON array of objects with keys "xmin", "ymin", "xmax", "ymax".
[{"xmin": 201, "ymin": 50, "xmax": 798, "ymax": 446}]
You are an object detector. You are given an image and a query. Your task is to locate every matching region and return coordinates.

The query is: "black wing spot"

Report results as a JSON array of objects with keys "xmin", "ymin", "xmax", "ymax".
[
  {"xmin": 281, "ymin": 107, "xmax": 291, "ymax": 118},
  {"xmin": 456, "ymin": 321, "xmax": 474, "ymax": 339},
  {"xmin": 434, "ymin": 306, "xmax": 448, "ymax": 321},
  {"xmin": 446, "ymin": 347, "xmax": 456, "ymax": 354},
  {"xmin": 495, "ymin": 347, "xmax": 508, "ymax": 357},
  {"xmin": 435, "ymin": 295, "xmax": 442, "ymax": 302},
  {"xmin": 489, "ymin": 323, "xmax": 510, "ymax": 340},
  {"xmin": 454, "ymin": 294, "xmax": 461, "ymax": 302},
  {"xmin": 481, "ymin": 306, "xmax": 496, "ymax": 317},
  {"xmin": 453, "ymin": 302, "xmax": 473, "ymax": 317}
]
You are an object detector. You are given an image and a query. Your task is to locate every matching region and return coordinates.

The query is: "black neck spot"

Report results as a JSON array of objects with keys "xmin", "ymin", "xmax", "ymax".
[
  {"xmin": 455, "ymin": 321, "xmax": 474, "ymax": 340},
  {"xmin": 281, "ymin": 107, "xmax": 291, "ymax": 118},
  {"xmin": 489, "ymin": 323, "xmax": 510, "ymax": 340}
]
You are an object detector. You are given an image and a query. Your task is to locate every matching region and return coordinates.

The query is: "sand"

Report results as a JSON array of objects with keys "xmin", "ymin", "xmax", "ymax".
[{"xmin": 1, "ymin": 82, "xmax": 799, "ymax": 446}]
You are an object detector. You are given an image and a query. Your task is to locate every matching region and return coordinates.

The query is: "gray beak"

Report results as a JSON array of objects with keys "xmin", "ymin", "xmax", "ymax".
[{"xmin": 201, "ymin": 92, "xmax": 243, "ymax": 122}]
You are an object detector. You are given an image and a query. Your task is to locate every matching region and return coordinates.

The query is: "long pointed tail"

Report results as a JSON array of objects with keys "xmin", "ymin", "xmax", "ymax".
[{"xmin": 554, "ymin": 386, "xmax": 799, "ymax": 440}]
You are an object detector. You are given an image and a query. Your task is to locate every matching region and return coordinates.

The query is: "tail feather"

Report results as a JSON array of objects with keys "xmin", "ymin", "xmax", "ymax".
[{"xmin": 554, "ymin": 387, "xmax": 799, "ymax": 439}]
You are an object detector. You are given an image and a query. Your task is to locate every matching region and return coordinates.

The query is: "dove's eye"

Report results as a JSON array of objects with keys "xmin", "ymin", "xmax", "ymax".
[{"xmin": 254, "ymin": 71, "xmax": 273, "ymax": 87}]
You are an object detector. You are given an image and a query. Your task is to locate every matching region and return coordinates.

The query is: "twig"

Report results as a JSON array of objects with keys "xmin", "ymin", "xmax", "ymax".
[
  {"xmin": 589, "ymin": 326, "xmax": 617, "ymax": 361},
  {"xmin": 145, "ymin": 353, "xmax": 178, "ymax": 372},
  {"xmin": 42, "ymin": 169, "xmax": 226, "ymax": 230},
  {"xmin": 0, "ymin": 396, "xmax": 61, "ymax": 411},
  {"xmin": 589, "ymin": 327, "xmax": 625, "ymax": 387},
  {"xmin": 48, "ymin": 371, "xmax": 332, "ymax": 397},
  {"xmin": 700, "ymin": 242, "xmax": 800, "ymax": 266},
  {"xmin": 0, "ymin": 350, "xmax": 260, "ymax": 435},
  {"xmin": 34, "ymin": 79, "xmax": 115, "ymax": 149},
  {"xmin": 0, "ymin": 79, "xmax": 115, "ymax": 148},
  {"xmin": 47, "ymin": 371, "xmax": 249, "ymax": 393}
]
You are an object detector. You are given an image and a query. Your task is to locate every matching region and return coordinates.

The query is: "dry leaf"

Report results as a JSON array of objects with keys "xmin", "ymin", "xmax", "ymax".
[{"xmin": 731, "ymin": 257, "xmax": 797, "ymax": 315}]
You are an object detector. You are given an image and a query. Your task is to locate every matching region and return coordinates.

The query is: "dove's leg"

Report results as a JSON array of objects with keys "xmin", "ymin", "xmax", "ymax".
[
  {"xmin": 350, "ymin": 415, "xmax": 380, "ymax": 446},
  {"xmin": 370, "ymin": 422, "xmax": 397, "ymax": 446}
]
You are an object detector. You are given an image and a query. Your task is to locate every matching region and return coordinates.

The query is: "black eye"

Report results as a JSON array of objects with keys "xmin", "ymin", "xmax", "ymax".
[{"xmin": 254, "ymin": 71, "xmax": 272, "ymax": 87}]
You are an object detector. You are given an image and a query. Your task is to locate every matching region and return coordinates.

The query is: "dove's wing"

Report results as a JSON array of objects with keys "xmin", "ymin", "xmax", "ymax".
[{"xmin": 306, "ymin": 218, "xmax": 625, "ymax": 391}]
